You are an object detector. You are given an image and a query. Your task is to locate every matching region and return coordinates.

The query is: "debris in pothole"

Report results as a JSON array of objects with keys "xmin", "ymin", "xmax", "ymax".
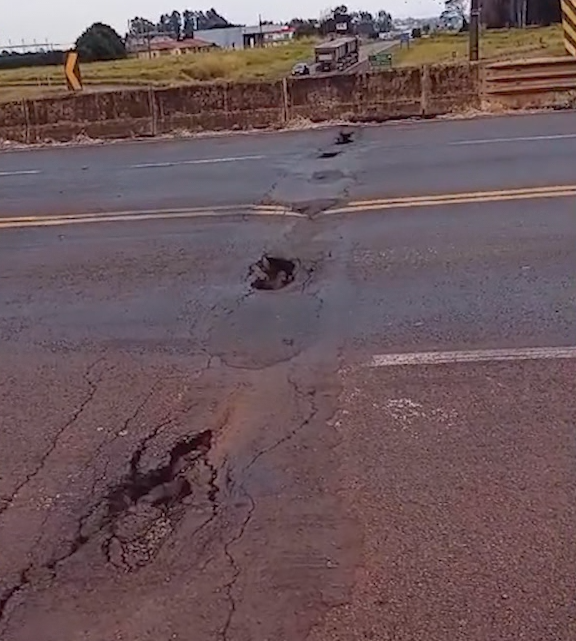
[
  {"xmin": 250, "ymin": 255, "xmax": 296, "ymax": 291},
  {"xmin": 336, "ymin": 131, "xmax": 354, "ymax": 145},
  {"xmin": 107, "ymin": 430, "xmax": 212, "ymax": 516}
]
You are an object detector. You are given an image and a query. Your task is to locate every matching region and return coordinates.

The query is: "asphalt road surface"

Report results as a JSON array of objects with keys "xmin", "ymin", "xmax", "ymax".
[{"xmin": 2, "ymin": 111, "xmax": 576, "ymax": 640}]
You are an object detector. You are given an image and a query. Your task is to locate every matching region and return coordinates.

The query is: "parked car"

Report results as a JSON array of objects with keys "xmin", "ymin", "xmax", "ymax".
[{"xmin": 291, "ymin": 63, "xmax": 310, "ymax": 76}]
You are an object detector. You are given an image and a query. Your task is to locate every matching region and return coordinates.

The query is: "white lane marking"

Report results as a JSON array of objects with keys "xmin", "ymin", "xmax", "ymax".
[
  {"xmin": 0, "ymin": 170, "xmax": 41, "ymax": 177},
  {"xmin": 130, "ymin": 155, "xmax": 266, "ymax": 169},
  {"xmin": 450, "ymin": 133, "xmax": 576, "ymax": 146},
  {"xmin": 370, "ymin": 346, "xmax": 576, "ymax": 367}
]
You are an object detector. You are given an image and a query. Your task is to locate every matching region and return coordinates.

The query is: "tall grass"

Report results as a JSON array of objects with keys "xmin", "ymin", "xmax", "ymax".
[{"xmin": 395, "ymin": 25, "xmax": 564, "ymax": 66}]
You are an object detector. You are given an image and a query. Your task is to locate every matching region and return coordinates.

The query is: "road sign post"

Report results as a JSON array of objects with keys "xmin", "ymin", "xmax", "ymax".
[
  {"xmin": 64, "ymin": 51, "xmax": 83, "ymax": 92},
  {"xmin": 469, "ymin": 0, "xmax": 480, "ymax": 61}
]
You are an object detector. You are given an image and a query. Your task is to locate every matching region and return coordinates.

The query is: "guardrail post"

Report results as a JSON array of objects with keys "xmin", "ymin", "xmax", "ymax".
[
  {"xmin": 22, "ymin": 99, "xmax": 31, "ymax": 144},
  {"xmin": 479, "ymin": 62, "xmax": 487, "ymax": 104},
  {"xmin": 420, "ymin": 65, "xmax": 430, "ymax": 116},
  {"xmin": 282, "ymin": 77, "xmax": 290, "ymax": 124},
  {"xmin": 148, "ymin": 86, "xmax": 157, "ymax": 137}
]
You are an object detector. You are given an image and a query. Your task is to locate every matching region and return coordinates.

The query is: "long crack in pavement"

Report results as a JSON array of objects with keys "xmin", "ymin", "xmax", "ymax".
[
  {"xmin": 0, "ymin": 357, "xmax": 105, "ymax": 519},
  {"xmin": 0, "ymin": 126, "xmax": 358, "ymax": 641}
]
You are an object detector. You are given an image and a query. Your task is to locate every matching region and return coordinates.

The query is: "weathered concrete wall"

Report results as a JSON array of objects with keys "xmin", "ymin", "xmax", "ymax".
[
  {"xmin": 154, "ymin": 81, "xmax": 284, "ymax": 134},
  {"xmin": 27, "ymin": 90, "xmax": 154, "ymax": 142},
  {"xmin": 288, "ymin": 68, "xmax": 422, "ymax": 121},
  {"xmin": 424, "ymin": 63, "xmax": 481, "ymax": 115},
  {"xmin": 0, "ymin": 100, "xmax": 29, "ymax": 143},
  {"xmin": 0, "ymin": 64, "xmax": 481, "ymax": 144}
]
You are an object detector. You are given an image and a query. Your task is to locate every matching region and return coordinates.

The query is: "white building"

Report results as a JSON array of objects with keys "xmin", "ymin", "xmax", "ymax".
[{"xmin": 194, "ymin": 25, "xmax": 294, "ymax": 50}]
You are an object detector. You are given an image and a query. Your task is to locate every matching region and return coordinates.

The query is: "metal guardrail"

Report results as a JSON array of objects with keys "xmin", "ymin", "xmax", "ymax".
[{"xmin": 485, "ymin": 57, "xmax": 576, "ymax": 101}]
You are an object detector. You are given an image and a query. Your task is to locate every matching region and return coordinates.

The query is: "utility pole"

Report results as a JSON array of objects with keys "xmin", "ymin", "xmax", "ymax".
[{"xmin": 469, "ymin": 0, "xmax": 480, "ymax": 61}]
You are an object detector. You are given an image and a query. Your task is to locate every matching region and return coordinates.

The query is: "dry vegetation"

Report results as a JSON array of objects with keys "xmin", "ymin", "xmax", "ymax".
[
  {"xmin": 0, "ymin": 39, "xmax": 315, "ymax": 102},
  {"xmin": 394, "ymin": 25, "xmax": 564, "ymax": 66}
]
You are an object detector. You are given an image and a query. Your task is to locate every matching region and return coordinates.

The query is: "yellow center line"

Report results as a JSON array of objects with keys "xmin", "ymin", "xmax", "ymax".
[
  {"xmin": 0, "ymin": 205, "xmax": 304, "ymax": 229},
  {"xmin": 327, "ymin": 185, "xmax": 576, "ymax": 214},
  {"xmin": 3, "ymin": 186, "xmax": 573, "ymax": 229},
  {"xmin": 0, "ymin": 204, "xmax": 256, "ymax": 224}
]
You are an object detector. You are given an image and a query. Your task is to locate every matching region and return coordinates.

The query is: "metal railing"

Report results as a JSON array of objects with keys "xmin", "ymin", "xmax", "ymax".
[{"xmin": 485, "ymin": 57, "xmax": 576, "ymax": 106}]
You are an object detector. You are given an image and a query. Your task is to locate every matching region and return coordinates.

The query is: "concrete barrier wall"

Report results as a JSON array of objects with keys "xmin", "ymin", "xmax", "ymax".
[
  {"xmin": 288, "ymin": 67, "xmax": 422, "ymax": 121},
  {"xmin": 425, "ymin": 63, "xmax": 481, "ymax": 115},
  {"xmin": 27, "ymin": 90, "xmax": 154, "ymax": 142},
  {"xmin": 154, "ymin": 81, "xmax": 284, "ymax": 134},
  {"xmin": 0, "ymin": 63, "xmax": 480, "ymax": 144},
  {"xmin": 0, "ymin": 100, "xmax": 28, "ymax": 143}
]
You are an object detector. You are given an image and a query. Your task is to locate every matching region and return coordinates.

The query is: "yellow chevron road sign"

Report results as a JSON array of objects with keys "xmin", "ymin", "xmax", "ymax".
[
  {"xmin": 562, "ymin": 0, "xmax": 576, "ymax": 57},
  {"xmin": 64, "ymin": 51, "xmax": 82, "ymax": 92}
]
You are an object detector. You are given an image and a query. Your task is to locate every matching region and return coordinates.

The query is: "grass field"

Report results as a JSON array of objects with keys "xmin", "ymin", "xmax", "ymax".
[
  {"xmin": 394, "ymin": 25, "xmax": 564, "ymax": 66},
  {"xmin": 0, "ymin": 39, "xmax": 315, "ymax": 102}
]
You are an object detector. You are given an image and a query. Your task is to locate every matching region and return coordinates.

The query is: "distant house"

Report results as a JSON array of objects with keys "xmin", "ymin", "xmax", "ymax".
[
  {"xmin": 261, "ymin": 25, "xmax": 296, "ymax": 46},
  {"xmin": 194, "ymin": 24, "xmax": 294, "ymax": 50},
  {"xmin": 128, "ymin": 36, "xmax": 217, "ymax": 60}
]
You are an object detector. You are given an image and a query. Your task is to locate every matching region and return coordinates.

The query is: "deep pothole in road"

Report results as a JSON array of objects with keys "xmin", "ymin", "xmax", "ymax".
[
  {"xmin": 318, "ymin": 131, "xmax": 354, "ymax": 159},
  {"xmin": 250, "ymin": 255, "xmax": 297, "ymax": 291},
  {"xmin": 336, "ymin": 131, "xmax": 354, "ymax": 145},
  {"xmin": 108, "ymin": 430, "xmax": 213, "ymax": 514}
]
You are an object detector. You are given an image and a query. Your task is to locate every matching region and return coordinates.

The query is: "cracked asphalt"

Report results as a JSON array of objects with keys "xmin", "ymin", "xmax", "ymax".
[{"xmin": 3, "ymin": 112, "xmax": 576, "ymax": 640}]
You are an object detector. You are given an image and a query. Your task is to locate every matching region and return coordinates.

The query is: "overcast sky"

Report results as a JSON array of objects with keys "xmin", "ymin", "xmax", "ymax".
[{"xmin": 5, "ymin": 0, "xmax": 443, "ymax": 46}]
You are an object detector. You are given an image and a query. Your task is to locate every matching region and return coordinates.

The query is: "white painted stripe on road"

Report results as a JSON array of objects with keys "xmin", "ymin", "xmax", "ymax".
[
  {"xmin": 370, "ymin": 346, "xmax": 576, "ymax": 367},
  {"xmin": 450, "ymin": 133, "xmax": 576, "ymax": 146},
  {"xmin": 0, "ymin": 170, "xmax": 41, "ymax": 177},
  {"xmin": 130, "ymin": 155, "xmax": 266, "ymax": 169}
]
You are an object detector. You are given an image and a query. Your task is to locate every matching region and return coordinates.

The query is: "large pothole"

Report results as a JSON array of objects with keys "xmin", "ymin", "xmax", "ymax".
[
  {"xmin": 250, "ymin": 255, "xmax": 297, "ymax": 291},
  {"xmin": 108, "ymin": 430, "xmax": 213, "ymax": 514},
  {"xmin": 336, "ymin": 131, "xmax": 354, "ymax": 145}
]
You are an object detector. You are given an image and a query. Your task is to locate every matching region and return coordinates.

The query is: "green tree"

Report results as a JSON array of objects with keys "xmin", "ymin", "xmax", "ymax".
[
  {"xmin": 529, "ymin": 0, "xmax": 560, "ymax": 24},
  {"xmin": 76, "ymin": 23, "xmax": 126, "ymax": 61},
  {"xmin": 169, "ymin": 11, "xmax": 182, "ymax": 38},
  {"xmin": 289, "ymin": 18, "xmax": 319, "ymax": 38},
  {"xmin": 128, "ymin": 17, "xmax": 156, "ymax": 37},
  {"xmin": 157, "ymin": 14, "xmax": 171, "ymax": 34},
  {"xmin": 482, "ymin": 0, "xmax": 560, "ymax": 27},
  {"xmin": 376, "ymin": 10, "xmax": 393, "ymax": 32},
  {"xmin": 183, "ymin": 10, "xmax": 196, "ymax": 37}
]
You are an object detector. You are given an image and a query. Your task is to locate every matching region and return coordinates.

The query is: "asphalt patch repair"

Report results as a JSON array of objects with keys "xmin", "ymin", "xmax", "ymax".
[{"xmin": 250, "ymin": 255, "xmax": 297, "ymax": 291}]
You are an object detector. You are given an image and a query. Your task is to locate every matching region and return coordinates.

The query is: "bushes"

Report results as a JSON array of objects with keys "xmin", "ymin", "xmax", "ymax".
[{"xmin": 76, "ymin": 23, "xmax": 127, "ymax": 62}]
